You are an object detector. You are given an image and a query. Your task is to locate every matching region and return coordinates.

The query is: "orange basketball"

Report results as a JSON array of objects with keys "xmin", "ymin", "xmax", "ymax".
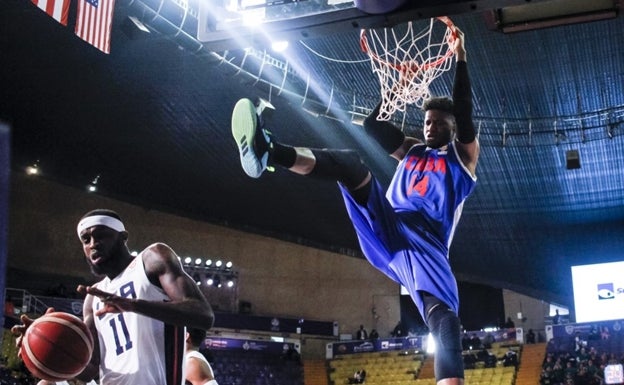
[{"xmin": 21, "ymin": 312, "xmax": 94, "ymax": 381}]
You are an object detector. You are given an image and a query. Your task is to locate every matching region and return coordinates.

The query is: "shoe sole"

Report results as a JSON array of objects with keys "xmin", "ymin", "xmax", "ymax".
[{"xmin": 231, "ymin": 98, "xmax": 263, "ymax": 178}]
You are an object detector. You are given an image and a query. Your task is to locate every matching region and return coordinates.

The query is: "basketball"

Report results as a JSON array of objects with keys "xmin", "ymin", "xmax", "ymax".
[{"xmin": 21, "ymin": 312, "xmax": 94, "ymax": 381}]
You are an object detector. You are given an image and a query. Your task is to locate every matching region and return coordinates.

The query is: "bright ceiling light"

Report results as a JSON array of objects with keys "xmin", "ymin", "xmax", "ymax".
[
  {"xmin": 26, "ymin": 163, "xmax": 39, "ymax": 175},
  {"xmin": 271, "ymin": 40, "xmax": 288, "ymax": 52},
  {"xmin": 87, "ymin": 175, "xmax": 100, "ymax": 193}
]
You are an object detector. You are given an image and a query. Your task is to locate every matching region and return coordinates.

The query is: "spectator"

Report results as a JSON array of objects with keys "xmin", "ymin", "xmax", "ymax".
[
  {"xmin": 348, "ymin": 370, "xmax": 365, "ymax": 384},
  {"xmin": 575, "ymin": 332, "xmax": 587, "ymax": 352},
  {"xmin": 392, "ymin": 321, "xmax": 405, "ymax": 338},
  {"xmin": 461, "ymin": 333, "xmax": 471, "ymax": 351},
  {"xmin": 564, "ymin": 360, "xmax": 577, "ymax": 380},
  {"xmin": 527, "ymin": 329, "xmax": 536, "ymax": 344},
  {"xmin": 543, "ymin": 354, "xmax": 556, "ymax": 370},
  {"xmin": 504, "ymin": 317, "xmax": 515, "ymax": 329},
  {"xmin": 503, "ymin": 349, "xmax": 518, "ymax": 368},
  {"xmin": 356, "ymin": 325, "xmax": 368, "ymax": 340},
  {"xmin": 577, "ymin": 347, "xmax": 590, "ymax": 363},
  {"xmin": 282, "ymin": 346, "xmax": 301, "ymax": 364},
  {"xmin": 463, "ymin": 353, "xmax": 477, "ymax": 369},
  {"xmin": 540, "ymin": 366, "xmax": 554, "ymax": 385},
  {"xmin": 553, "ymin": 309, "xmax": 561, "ymax": 325},
  {"xmin": 482, "ymin": 332, "xmax": 495, "ymax": 349},
  {"xmin": 359, "ymin": 369, "xmax": 367, "ymax": 384},
  {"xmin": 469, "ymin": 334, "xmax": 482, "ymax": 350},
  {"xmin": 369, "ymin": 329, "xmax": 379, "ymax": 340}
]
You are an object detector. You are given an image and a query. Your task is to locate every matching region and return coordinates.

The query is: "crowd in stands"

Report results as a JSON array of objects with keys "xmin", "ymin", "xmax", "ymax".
[
  {"xmin": 208, "ymin": 348, "xmax": 303, "ymax": 385},
  {"xmin": 540, "ymin": 347, "xmax": 618, "ymax": 385}
]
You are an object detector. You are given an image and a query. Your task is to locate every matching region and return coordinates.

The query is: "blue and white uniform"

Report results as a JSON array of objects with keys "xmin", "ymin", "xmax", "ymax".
[
  {"xmin": 340, "ymin": 140, "xmax": 476, "ymax": 317},
  {"xmin": 93, "ymin": 253, "xmax": 185, "ymax": 385}
]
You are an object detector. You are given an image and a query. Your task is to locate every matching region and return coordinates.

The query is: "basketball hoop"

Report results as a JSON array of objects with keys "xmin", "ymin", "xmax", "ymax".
[{"xmin": 360, "ymin": 17, "xmax": 457, "ymax": 121}]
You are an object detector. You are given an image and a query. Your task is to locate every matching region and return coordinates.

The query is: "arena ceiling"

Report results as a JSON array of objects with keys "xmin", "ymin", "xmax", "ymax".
[{"xmin": 2, "ymin": 0, "xmax": 623, "ymax": 311}]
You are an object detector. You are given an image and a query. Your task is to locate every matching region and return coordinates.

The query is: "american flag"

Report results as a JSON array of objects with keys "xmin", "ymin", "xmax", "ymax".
[
  {"xmin": 75, "ymin": 0, "xmax": 116, "ymax": 54},
  {"xmin": 30, "ymin": 0, "xmax": 70, "ymax": 26}
]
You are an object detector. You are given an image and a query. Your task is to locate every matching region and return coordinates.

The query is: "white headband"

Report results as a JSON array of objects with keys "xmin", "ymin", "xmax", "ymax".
[{"xmin": 77, "ymin": 215, "xmax": 126, "ymax": 237}]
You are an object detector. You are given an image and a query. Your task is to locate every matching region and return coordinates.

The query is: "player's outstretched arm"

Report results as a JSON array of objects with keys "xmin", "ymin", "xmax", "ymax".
[
  {"xmin": 81, "ymin": 243, "xmax": 214, "ymax": 330},
  {"xmin": 451, "ymin": 26, "xmax": 479, "ymax": 176}
]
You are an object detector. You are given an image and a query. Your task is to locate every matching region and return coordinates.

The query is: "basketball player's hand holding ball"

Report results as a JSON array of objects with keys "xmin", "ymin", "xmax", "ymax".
[
  {"xmin": 11, "ymin": 307, "xmax": 93, "ymax": 383},
  {"xmin": 77, "ymin": 284, "xmax": 134, "ymax": 316},
  {"xmin": 10, "ymin": 307, "xmax": 56, "ymax": 356}
]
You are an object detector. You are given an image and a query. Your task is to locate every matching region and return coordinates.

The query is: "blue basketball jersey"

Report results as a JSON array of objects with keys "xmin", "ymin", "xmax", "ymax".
[
  {"xmin": 387, "ymin": 142, "xmax": 476, "ymax": 247},
  {"xmin": 340, "ymin": 141, "xmax": 476, "ymax": 317}
]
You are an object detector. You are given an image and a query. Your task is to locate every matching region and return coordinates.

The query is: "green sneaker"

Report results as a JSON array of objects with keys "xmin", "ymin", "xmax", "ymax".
[{"xmin": 231, "ymin": 98, "xmax": 272, "ymax": 178}]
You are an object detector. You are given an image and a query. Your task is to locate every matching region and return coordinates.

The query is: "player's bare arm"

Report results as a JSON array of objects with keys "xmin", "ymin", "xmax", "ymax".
[{"xmin": 79, "ymin": 243, "xmax": 214, "ymax": 330}]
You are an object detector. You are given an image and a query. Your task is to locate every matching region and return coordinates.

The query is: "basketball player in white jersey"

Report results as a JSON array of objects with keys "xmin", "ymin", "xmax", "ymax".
[
  {"xmin": 14, "ymin": 209, "xmax": 215, "ymax": 385},
  {"xmin": 185, "ymin": 328, "xmax": 218, "ymax": 385}
]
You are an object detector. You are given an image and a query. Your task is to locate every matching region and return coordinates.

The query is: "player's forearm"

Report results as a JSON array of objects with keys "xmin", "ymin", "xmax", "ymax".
[
  {"xmin": 452, "ymin": 61, "xmax": 476, "ymax": 143},
  {"xmin": 132, "ymin": 297, "xmax": 215, "ymax": 330},
  {"xmin": 363, "ymin": 101, "xmax": 406, "ymax": 154}
]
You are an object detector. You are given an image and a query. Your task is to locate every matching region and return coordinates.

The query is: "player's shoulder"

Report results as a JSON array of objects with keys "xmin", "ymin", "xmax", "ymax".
[
  {"xmin": 142, "ymin": 243, "xmax": 181, "ymax": 273},
  {"xmin": 142, "ymin": 242, "xmax": 177, "ymax": 260}
]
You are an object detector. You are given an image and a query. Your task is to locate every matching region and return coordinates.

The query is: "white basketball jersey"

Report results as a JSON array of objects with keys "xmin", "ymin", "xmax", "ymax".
[
  {"xmin": 185, "ymin": 351, "xmax": 218, "ymax": 385},
  {"xmin": 93, "ymin": 253, "xmax": 183, "ymax": 385}
]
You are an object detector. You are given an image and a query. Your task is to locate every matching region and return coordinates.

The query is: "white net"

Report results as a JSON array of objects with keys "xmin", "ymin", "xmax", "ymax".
[{"xmin": 360, "ymin": 17, "xmax": 456, "ymax": 121}]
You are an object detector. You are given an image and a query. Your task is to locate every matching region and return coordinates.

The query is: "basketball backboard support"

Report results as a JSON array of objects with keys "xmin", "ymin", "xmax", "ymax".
[{"xmin": 196, "ymin": 0, "xmax": 555, "ymax": 52}]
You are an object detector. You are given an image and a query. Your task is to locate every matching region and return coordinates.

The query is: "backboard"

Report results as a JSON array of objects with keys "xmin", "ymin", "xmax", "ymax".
[{"xmin": 196, "ymin": 0, "xmax": 541, "ymax": 52}]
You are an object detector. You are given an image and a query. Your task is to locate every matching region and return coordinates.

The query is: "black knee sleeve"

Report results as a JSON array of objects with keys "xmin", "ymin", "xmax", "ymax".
[
  {"xmin": 424, "ymin": 295, "xmax": 464, "ymax": 381},
  {"xmin": 309, "ymin": 149, "xmax": 370, "ymax": 191}
]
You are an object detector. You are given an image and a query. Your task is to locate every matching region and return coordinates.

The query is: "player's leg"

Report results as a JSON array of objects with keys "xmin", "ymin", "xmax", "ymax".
[
  {"xmin": 421, "ymin": 291, "xmax": 464, "ymax": 385},
  {"xmin": 232, "ymin": 98, "xmax": 372, "ymax": 203}
]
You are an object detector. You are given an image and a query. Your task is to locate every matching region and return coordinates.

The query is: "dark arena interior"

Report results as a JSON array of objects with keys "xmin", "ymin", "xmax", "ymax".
[{"xmin": 1, "ymin": 0, "xmax": 624, "ymax": 384}]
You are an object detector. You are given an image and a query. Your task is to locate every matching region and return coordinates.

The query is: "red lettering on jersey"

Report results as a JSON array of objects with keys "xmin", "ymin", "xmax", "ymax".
[
  {"xmin": 405, "ymin": 156, "xmax": 426, "ymax": 172},
  {"xmin": 408, "ymin": 175, "xmax": 429, "ymax": 197},
  {"xmin": 423, "ymin": 157, "xmax": 447, "ymax": 173},
  {"xmin": 434, "ymin": 158, "xmax": 447, "ymax": 173},
  {"xmin": 405, "ymin": 154, "xmax": 446, "ymax": 196}
]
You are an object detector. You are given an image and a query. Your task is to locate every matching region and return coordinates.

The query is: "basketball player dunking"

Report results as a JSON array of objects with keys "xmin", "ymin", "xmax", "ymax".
[{"xmin": 231, "ymin": 26, "xmax": 478, "ymax": 385}]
